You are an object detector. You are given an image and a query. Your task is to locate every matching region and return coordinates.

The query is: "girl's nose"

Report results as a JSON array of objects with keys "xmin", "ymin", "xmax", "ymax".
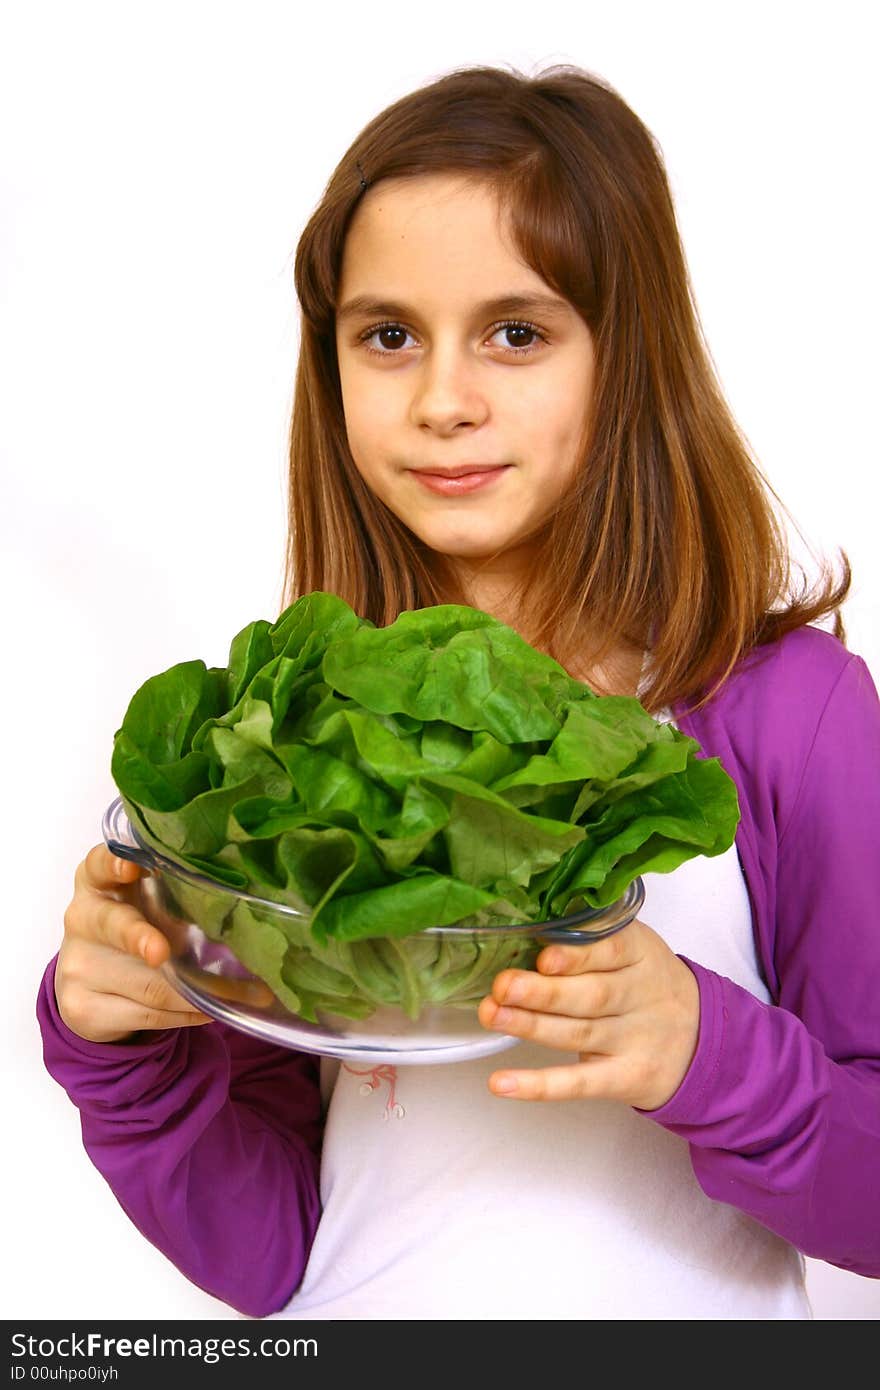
[{"xmin": 408, "ymin": 348, "xmax": 491, "ymax": 435}]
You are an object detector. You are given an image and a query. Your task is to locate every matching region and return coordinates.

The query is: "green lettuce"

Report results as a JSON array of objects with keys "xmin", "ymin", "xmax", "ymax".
[{"xmin": 112, "ymin": 593, "xmax": 739, "ymax": 1021}]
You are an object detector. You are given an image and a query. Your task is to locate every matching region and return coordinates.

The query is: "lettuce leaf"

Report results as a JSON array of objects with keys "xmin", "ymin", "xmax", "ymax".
[{"xmin": 112, "ymin": 593, "xmax": 739, "ymax": 1020}]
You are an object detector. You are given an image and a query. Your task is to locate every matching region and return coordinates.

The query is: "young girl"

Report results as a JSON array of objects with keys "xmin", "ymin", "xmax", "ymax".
[{"xmin": 39, "ymin": 63, "xmax": 880, "ymax": 1320}]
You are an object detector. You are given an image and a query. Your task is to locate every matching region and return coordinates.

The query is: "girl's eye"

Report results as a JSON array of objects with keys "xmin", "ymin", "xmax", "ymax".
[
  {"xmin": 363, "ymin": 324, "xmax": 414, "ymax": 354},
  {"xmin": 357, "ymin": 320, "xmax": 547, "ymax": 357},
  {"xmin": 488, "ymin": 321, "xmax": 544, "ymax": 353}
]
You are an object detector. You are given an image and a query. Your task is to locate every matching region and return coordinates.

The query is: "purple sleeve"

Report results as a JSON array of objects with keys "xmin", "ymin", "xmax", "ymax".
[
  {"xmin": 37, "ymin": 955, "xmax": 324, "ymax": 1316},
  {"xmin": 647, "ymin": 653, "xmax": 880, "ymax": 1276}
]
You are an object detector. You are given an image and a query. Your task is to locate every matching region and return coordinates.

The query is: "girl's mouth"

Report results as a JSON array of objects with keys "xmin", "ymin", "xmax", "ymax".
[{"xmin": 409, "ymin": 465, "xmax": 511, "ymax": 496}]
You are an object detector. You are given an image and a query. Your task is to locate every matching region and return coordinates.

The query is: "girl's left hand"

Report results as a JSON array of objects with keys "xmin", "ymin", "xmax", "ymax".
[{"xmin": 478, "ymin": 920, "xmax": 700, "ymax": 1111}]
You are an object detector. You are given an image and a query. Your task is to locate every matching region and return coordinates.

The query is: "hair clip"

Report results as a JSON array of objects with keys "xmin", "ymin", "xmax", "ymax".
[{"xmin": 356, "ymin": 160, "xmax": 369, "ymax": 191}]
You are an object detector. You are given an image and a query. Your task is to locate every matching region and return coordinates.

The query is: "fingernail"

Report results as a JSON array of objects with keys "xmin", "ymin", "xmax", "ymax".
[
  {"xmin": 138, "ymin": 936, "xmax": 151, "ymax": 958},
  {"xmin": 504, "ymin": 979, "xmax": 525, "ymax": 1004},
  {"xmin": 541, "ymin": 950, "xmax": 563, "ymax": 973},
  {"xmin": 493, "ymin": 1076, "xmax": 517, "ymax": 1095},
  {"xmin": 492, "ymin": 1007, "xmax": 514, "ymax": 1028},
  {"xmin": 114, "ymin": 858, "xmax": 127, "ymax": 877}
]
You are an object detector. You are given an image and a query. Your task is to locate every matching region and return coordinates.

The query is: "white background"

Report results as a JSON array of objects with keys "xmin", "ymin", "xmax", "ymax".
[{"xmin": 2, "ymin": 0, "xmax": 877, "ymax": 1321}]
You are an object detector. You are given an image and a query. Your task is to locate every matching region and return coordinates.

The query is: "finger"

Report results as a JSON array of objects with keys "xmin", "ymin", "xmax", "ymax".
[
  {"xmin": 58, "ymin": 963, "xmax": 213, "ymax": 1042},
  {"xmin": 66, "ymin": 891, "xmax": 169, "ymax": 967},
  {"xmin": 106, "ymin": 954, "xmax": 205, "ymax": 1016},
  {"xmin": 479, "ymin": 995, "xmax": 621, "ymax": 1054},
  {"xmin": 487, "ymin": 1056, "xmax": 625, "ymax": 1102},
  {"xmin": 488, "ymin": 964, "xmax": 625, "ymax": 1018},
  {"xmin": 62, "ymin": 944, "xmax": 194, "ymax": 1011},
  {"xmin": 78, "ymin": 844, "xmax": 143, "ymax": 893},
  {"xmin": 108, "ymin": 993, "xmax": 213, "ymax": 1026},
  {"xmin": 91, "ymin": 946, "xmax": 273, "ymax": 1013},
  {"xmin": 77, "ymin": 995, "xmax": 213, "ymax": 1042},
  {"xmin": 534, "ymin": 919, "xmax": 643, "ymax": 977}
]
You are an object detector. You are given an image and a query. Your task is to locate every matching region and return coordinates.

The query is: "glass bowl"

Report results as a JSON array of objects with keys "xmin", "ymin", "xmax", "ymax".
[{"xmin": 103, "ymin": 797, "xmax": 645, "ymax": 1066}]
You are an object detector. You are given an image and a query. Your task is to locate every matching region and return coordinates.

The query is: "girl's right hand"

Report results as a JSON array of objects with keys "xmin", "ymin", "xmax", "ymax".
[{"xmin": 56, "ymin": 844, "xmax": 213, "ymax": 1043}]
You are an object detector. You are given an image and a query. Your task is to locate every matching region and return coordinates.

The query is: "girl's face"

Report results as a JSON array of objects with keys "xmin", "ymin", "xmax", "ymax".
[{"xmin": 334, "ymin": 175, "xmax": 595, "ymax": 578}]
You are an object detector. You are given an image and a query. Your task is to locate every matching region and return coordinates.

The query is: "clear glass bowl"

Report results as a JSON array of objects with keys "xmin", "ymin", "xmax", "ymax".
[{"xmin": 103, "ymin": 797, "xmax": 645, "ymax": 1066}]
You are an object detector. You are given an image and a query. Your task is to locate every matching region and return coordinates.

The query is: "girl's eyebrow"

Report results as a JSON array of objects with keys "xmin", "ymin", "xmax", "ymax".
[{"xmin": 336, "ymin": 292, "xmax": 572, "ymax": 324}]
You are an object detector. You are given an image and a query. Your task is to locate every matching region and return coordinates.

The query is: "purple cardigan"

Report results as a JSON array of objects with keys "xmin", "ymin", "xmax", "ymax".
[{"xmin": 37, "ymin": 626, "xmax": 880, "ymax": 1316}]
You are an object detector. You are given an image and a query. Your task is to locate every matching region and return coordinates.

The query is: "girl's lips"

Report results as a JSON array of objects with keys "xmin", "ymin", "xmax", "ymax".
[{"xmin": 409, "ymin": 465, "xmax": 511, "ymax": 496}]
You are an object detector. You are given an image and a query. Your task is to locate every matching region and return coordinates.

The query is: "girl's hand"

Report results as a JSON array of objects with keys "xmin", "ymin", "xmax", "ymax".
[
  {"xmin": 55, "ymin": 844, "xmax": 212, "ymax": 1043},
  {"xmin": 478, "ymin": 920, "xmax": 700, "ymax": 1111}
]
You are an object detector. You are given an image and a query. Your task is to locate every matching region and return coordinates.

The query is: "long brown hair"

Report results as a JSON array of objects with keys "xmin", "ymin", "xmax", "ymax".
[{"xmin": 285, "ymin": 62, "xmax": 849, "ymax": 711}]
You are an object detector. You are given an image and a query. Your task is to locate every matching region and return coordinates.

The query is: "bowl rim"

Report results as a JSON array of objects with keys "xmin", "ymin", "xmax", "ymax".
[{"xmin": 102, "ymin": 795, "xmax": 645, "ymax": 941}]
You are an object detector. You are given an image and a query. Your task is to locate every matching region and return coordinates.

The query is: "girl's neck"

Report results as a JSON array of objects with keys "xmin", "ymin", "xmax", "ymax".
[
  {"xmin": 444, "ymin": 555, "xmax": 645, "ymax": 699},
  {"xmin": 449, "ymin": 560, "xmax": 523, "ymax": 632}
]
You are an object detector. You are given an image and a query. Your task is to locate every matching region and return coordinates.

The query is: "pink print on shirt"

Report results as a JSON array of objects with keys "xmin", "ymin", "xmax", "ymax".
[{"xmin": 341, "ymin": 1062, "xmax": 405, "ymax": 1119}]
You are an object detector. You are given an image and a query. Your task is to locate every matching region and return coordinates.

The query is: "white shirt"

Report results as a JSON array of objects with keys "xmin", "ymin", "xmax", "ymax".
[{"xmin": 275, "ymin": 841, "xmax": 810, "ymax": 1320}]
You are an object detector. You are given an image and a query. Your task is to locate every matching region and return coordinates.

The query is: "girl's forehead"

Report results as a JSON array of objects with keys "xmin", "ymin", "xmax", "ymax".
[
  {"xmin": 339, "ymin": 175, "xmax": 528, "ymax": 288},
  {"xmin": 356, "ymin": 171, "xmax": 500, "ymax": 218}
]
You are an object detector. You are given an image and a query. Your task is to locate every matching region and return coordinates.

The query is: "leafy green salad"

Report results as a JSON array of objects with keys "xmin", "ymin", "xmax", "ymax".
[{"xmin": 111, "ymin": 593, "xmax": 739, "ymax": 1021}]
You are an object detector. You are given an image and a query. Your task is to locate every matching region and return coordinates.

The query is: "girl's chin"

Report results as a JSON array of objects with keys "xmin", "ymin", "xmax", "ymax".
[{"xmin": 414, "ymin": 531, "xmax": 523, "ymax": 561}]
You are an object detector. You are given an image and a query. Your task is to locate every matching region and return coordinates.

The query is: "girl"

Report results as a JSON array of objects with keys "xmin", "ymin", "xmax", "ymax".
[{"xmin": 39, "ymin": 64, "xmax": 880, "ymax": 1320}]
